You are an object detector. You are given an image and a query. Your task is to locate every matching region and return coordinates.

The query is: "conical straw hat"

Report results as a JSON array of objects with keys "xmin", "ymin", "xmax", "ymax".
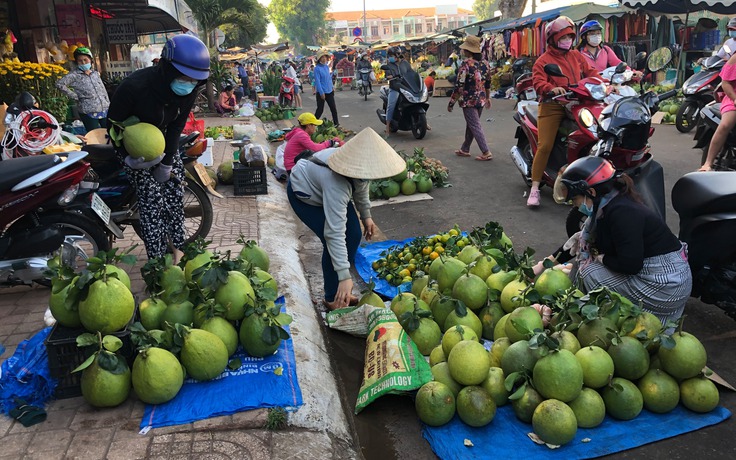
[
  {"xmin": 83, "ymin": 128, "xmax": 110, "ymax": 145},
  {"xmin": 327, "ymin": 128, "xmax": 406, "ymax": 180}
]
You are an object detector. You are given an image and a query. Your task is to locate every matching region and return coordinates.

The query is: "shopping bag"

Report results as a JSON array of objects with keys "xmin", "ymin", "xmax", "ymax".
[{"xmin": 183, "ymin": 113, "xmax": 205, "ymax": 140}]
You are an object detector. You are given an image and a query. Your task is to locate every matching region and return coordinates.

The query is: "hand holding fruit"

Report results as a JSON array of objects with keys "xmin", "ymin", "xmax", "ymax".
[
  {"xmin": 334, "ymin": 278, "xmax": 354, "ymax": 309},
  {"xmin": 531, "ymin": 303, "xmax": 552, "ymax": 326},
  {"xmin": 330, "ymin": 137, "xmax": 342, "ymax": 147},
  {"xmin": 125, "ymin": 155, "xmax": 163, "ymax": 170}
]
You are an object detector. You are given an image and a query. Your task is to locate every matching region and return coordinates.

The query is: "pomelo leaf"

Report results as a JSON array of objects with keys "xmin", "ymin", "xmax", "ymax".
[
  {"xmin": 228, "ymin": 358, "xmax": 242, "ymax": 370},
  {"xmin": 102, "ymin": 335, "xmax": 123, "ymax": 352},
  {"xmin": 72, "ymin": 354, "xmax": 96, "ymax": 373},
  {"xmin": 98, "ymin": 351, "xmax": 127, "ymax": 374},
  {"xmin": 262, "ymin": 325, "xmax": 280, "ymax": 345},
  {"xmin": 274, "ymin": 313, "xmax": 292, "ymax": 326},
  {"xmin": 508, "ymin": 382, "xmax": 527, "ymax": 401},
  {"xmin": 277, "ymin": 326, "xmax": 290, "ymax": 340},
  {"xmin": 76, "ymin": 333, "xmax": 98, "ymax": 348}
]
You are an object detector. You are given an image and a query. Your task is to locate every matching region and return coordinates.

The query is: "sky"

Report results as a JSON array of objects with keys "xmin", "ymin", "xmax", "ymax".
[{"xmin": 257, "ymin": 0, "xmax": 476, "ymax": 43}]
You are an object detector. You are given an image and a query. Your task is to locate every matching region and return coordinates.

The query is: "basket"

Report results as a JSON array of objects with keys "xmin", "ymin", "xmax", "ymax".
[
  {"xmin": 233, "ymin": 162, "xmax": 268, "ymax": 196},
  {"xmin": 45, "ymin": 320, "xmax": 136, "ymax": 399}
]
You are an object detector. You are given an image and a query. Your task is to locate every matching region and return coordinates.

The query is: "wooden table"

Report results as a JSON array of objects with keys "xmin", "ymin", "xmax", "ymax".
[{"xmin": 433, "ymin": 79, "xmax": 454, "ymax": 97}]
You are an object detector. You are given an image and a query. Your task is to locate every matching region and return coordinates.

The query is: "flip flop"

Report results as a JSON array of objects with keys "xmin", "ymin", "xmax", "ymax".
[
  {"xmin": 9, "ymin": 398, "xmax": 47, "ymax": 427},
  {"xmin": 475, "ymin": 154, "xmax": 493, "ymax": 161},
  {"xmin": 455, "ymin": 150, "xmax": 471, "ymax": 157}
]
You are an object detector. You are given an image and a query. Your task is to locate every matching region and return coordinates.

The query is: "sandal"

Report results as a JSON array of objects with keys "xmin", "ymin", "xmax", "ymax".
[
  {"xmin": 475, "ymin": 153, "xmax": 493, "ymax": 161},
  {"xmin": 455, "ymin": 150, "xmax": 471, "ymax": 157}
]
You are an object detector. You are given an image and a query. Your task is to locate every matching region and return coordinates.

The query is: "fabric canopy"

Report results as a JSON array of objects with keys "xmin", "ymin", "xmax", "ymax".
[
  {"xmin": 621, "ymin": 0, "xmax": 736, "ymax": 14},
  {"xmin": 482, "ymin": 6, "xmax": 568, "ymax": 32}
]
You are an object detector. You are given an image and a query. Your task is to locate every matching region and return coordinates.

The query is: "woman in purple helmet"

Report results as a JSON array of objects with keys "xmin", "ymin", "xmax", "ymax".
[{"xmin": 107, "ymin": 34, "xmax": 210, "ymax": 260}]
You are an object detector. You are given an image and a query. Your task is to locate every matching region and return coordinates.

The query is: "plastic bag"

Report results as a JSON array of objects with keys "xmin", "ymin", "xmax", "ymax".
[
  {"xmin": 275, "ymin": 141, "xmax": 286, "ymax": 170},
  {"xmin": 244, "ymin": 144, "xmax": 267, "ymax": 164},
  {"xmin": 239, "ymin": 103, "xmax": 255, "ymax": 117},
  {"xmin": 233, "ymin": 123, "xmax": 257, "ymax": 140}
]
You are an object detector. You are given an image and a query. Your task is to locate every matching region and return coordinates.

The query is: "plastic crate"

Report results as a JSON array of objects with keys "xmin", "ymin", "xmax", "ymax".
[
  {"xmin": 233, "ymin": 162, "xmax": 268, "ymax": 196},
  {"xmin": 45, "ymin": 320, "xmax": 136, "ymax": 399},
  {"xmin": 691, "ymin": 30, "xmax": 720, "ymax": 50}
]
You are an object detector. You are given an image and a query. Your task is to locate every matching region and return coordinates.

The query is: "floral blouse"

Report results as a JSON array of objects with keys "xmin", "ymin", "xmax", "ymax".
[{"xmin": 449, "ymin": 58, "xmax": 492, "ymax": 108}]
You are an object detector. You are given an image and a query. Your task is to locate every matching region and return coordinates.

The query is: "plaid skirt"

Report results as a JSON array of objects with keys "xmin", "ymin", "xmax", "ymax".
[{"xmin": 579, "ymin": 245, "xmax": 692, "ymax": 325}]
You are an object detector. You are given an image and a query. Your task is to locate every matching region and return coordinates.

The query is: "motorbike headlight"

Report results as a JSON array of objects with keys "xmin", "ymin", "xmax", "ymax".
[
  {"xmin": 57, "ymin": 183, "xmax": 80, "ymax": 205},
  {"xmin": 585, "ymin": 82, "xmax": 607, "ymax": 101},
  {"xmin": 578, "ymin": 108, "xmax": 598, "ymax": 135},
  {"xmin": 401, "ymin": 88, "xmax": 418, "ymax": 103},
  {"xmin": 683, "ymin": 84, "xmax": 697, "ymax": 95},
  {"xmin": 611, "ymin": 73, "xmax": 626, "ymax": 85}
]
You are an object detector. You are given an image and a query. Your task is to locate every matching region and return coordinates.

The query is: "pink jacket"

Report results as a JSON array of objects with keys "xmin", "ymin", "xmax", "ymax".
[
  {"xmin": 579, "ymin": 45, "xmax": 622, "ymax": 72},
  {"xmin": 283, "ymin": 127, "xmax": 332, "ymax": 171}
]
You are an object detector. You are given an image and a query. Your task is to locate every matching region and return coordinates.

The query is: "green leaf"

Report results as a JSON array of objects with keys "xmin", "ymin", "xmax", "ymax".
[
  {"xmin": 97, "ymin": 351, "xmax": 128, "ymax": 374},
  {"xmin": 102, "ymin": 335, "xmax": 123, "ymax": 353},
  {"xmin": 542, "ymin": 259, "xmax": 555, "ymax": 269},
  {"xmin": 72, "ymin": 353, "xmax": 97, "ymax": 373},
  {"xmin": 262, "ymin": 325, "xmax": 280, "ymax": 346},
  {"xmin": 508, "ymin": 382, "xmax": 528, "ymax": 401},
  {"xmin": 228, "ymin": 358, "xmax": 242, "ymax": 370},
  {"xmin": 76, "ymin": 333, "xmax": 98, "ymax": 348},
  {"xmin": 277, "ymin": 326, "xmax": 291, "ymax": 340},
  {"xmin": 121, "ymin": 115, "xmax": 140, "ymax": 127},
  {"xmin": 274, "ymin": 313, "xmax": 292, "ymax": 326},
  {"xmin": 504, "ymin": 371, "xmax": 521, "ymax": 391},
  {"xmin": 659, "ymin": 335, "xmax": 676, "ymax": 350}
]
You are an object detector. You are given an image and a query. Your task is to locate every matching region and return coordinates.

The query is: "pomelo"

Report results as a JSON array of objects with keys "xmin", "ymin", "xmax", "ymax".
[
  {"xmin": 493, "ymin": 313, "xmax": 510, "ymax": 340},
  {"xmin": 608, "ymin": 336, "xmax": 650, "ymax": 380},
  {"xmin": 504, "ymin": 306, "xmax": 543, "ymax": 343},
  {"xmin": 160, "ymin": 300, "xmax": 194, "ymax": 327},
  {"xmin": 481, "ymin": 367, "xmax": 510, "ymax": 406},
  {"xmin": 456, "ymin": 386, "xmax": 496, "ymax": 427},
  {"xmin": 485, "ymin": 270, "xmax": 517, "ymax": 294},
  {"xmin": 637, "ymin": 369, "xmax": 680, "ymax": 414},
  {"xmin": 501, "ymin": 339, "xmax": 539, "ymax": 376},
  {"xmin": 253, "ymin": 269, "xmax": 278, "ymax": 294},
  {"xmin": 358, "ymin": 289, "xmax": 385, "ymax": 308},
  {"xmin": 78, "ymin": 277, "xmax": 135, "ymax": 334},
  {"xmin": 533, "ymin": 349, "xmax": 583, "ymax": 402},
  {"xmin": 443, "ymin": 307, "xmax": 482, "ymax": 339},
  {"xmin": 48, "ymin": 282, "xmax": 81, "ymax": 328},
  {"xmin": 429, "ymin": 345, "xmax": 446, "ymax": 366},
  {"xmin": 381, "ymin": 180, "xmax": 400, "ymax": 198},
  {"xmin": 575, "ymin": 346, "xmax": 614, "ymax": 389},
  {"xmin": 217, "ymin": 162, "xmax": 234, "ymax": 184},
  {"xmin": 416, "ymin": 174, "xmax": 433, "ymax": 193},
  {"xmin": 511, "ymin": 385, "xmax": 543, "ymax": 423},
  {"xmin": 239, "ymin": 242, "xmax": 270, "ymax": 271},
  {"xmin": 123, "ymin": 123, "xmax": 165, "ymax": 161},
  {"xmin": 576, "ymin": 317, "xmax": 616, "ymax": 349},
  {"xmin": 452, "ymin": 273, "xmax": 488, "ymax": 311},
  {"xmin": 551, "ymin": 330, "xmax": 581, "ymax": 355},
  {"xmin": 411, "ymin": 275, "xmax": 429, "ymax": 298},
  {"xmin": 80, "ymin": 354, "xmax": 131, "ymax": 408},
  {"xmin": 601, "ymin": 377, "xmax": 643, "ymax": 420},
  {"xmin": 500, "ymin": 279, "xmax": 529, "ymax": 313},
  {"xmin": 490, "ymin": 337, "xmax": 511, "ymax": 365},
  {"xmin": 180, "ymin": 328, "xmax": 229, "ymax": 381},
  {"xmin": 437, "ymin": 258, "xmax": 467, "ymax": 294},
  {"xmin": 441, "ymin": 325, "xmax": 478, "ymax": 357},
  {"xmin": 469, "ymin": 255, "xmax": 496, "ymax": 281},
  {"xmin": 457, "ymin": 245, "xmax": 483, "ymax": 265},
  {"xmin": 184, "ymin": 250, "xmax": 214, "ymax": 283},
  {"xmin": 415, "ymin": 382, "xmax": 455, "ymax": 426},
  {"xmin": 132, "ymin": 347, "xmax": 184, "ymax": 404},
  {"xmin": 409, "ymin": 317, "xmax": 442, "ymax": 355},
  {"xmin": 159, "ymin": 265, "xmax": 189, "ymax": 306},
  {"xmin": 532, "ymin": 399, "xmax": 577, "ymax": 446},
  {"xmin": 400, "ymin": 178, "xmax": 417, "ymax": 195},
  {"xmin": 448, "ymin": 340, "xmax": 491, "ymax": 386},
  {"xmin": 215, "ymin": 271, "xmax": 256, "ymax": 321},
  {"xmin": 431, "ymin": 362, "xmax": 463, "ymax": 397},
  {"xmin": 392, "ymin": 168, "xmax": 408, "ymax": 182},
  {"xmin": 657, "ymin": 331, "xmax": 707, "ymax": 380},
  {"xmin": 420, "ymin": 284, "xmax": 440, "ymax": 307},
  {"xmin": 390, "ymin": 292, "xmax": 417, "ymax": 314},
  {"xmin": 680, "ymin": 376, "xmax": 719, "ymax": 413},
  {"xmin": 240, "ymin": 313, "xmax": 281, "ymax": 357},
  {"xmin": 534, "ymin": 268, "xmax": 572, "ymax": 298},
  {"xmin": 104, "ymin": 265, "xmax": 131, "ymax": 290},
  {"xmin": 139, "ymin": 297, "xmax": 167, "ymax": 331},
  {"xmin": 201, "ymin": 316, "xmax": 239, "ymax": 357},
  {"xmin": 431, "ymin": 296, "xmax": 456, "ymax": 332},
  {"xmin": 568, "ymin": 387, "xmax": 606, "ymax": 428},
  {"xmin": 479, "ymin": 302, "xmax": 504, "ymax": 340}
]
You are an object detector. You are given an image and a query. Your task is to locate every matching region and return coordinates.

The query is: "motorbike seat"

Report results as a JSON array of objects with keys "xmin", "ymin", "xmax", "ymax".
[
  {"xmin": 713, "ymin": 103, "xmax": 723, "ymax": 119},
  {"xmin": 180, "ymin": 132, "xmax": 199, "ymax": 146},
  {"xmin": 672, "ymin": 171, "xmax": 736, "ymax": 219},
  {"xmin": 82, "ymin": 144, "xmax": 120, "ymax": 175},
  {"xmin": 0, "ymin": 155, "xmax": 60, "ymax": 192},
  {"xmin": 523, "ymin": 104, "xmax": 539, "ymax": 126}
]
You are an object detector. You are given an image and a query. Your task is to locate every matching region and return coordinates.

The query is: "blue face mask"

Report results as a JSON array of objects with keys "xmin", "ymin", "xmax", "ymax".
[
  {"xmin": 730, "ymin": 30, "xmax": 736, "ymax": 38},
  {"xmin": 170, "ymin": 79, "xmax": 198, "ymax": 96},
  {"xmin": 78, "ymin": 63, "xmax": 92, "ymax": 71},
  {"xmin": 578, "ymin": 201, "xmax": 594, "ymax": 217},
  {"xmin": 388, "ymin": 56, "xmax": 396, "ymax": 63}
]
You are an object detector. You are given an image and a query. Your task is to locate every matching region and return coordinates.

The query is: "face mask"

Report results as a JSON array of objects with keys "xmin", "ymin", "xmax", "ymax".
[
  {"xmin": 78, "ymin": 63, "xmax": 92, "ymax": 71},
  {"xmin": 578, "ymin": 200, "xmax": 594, "ymax": 217},
  {"xmin": 587, "ymin": 34, "xmax": 602, "ymax": 46},
  {"xmin": 557, "ymin": 38, "xmax": 574, "ymax": 50},
  {"xmin": 170, "ymin": 79, "xmax": 197, "ymax": 96},
  {"xmin": 388, "ymin": 56, "xmax": 396, "ymax": 63},
  {"xmin": 730, "ymin": 30, "xmax": 736, "ymax": 38}
]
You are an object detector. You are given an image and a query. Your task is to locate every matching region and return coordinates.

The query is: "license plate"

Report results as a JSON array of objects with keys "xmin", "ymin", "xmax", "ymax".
[
  {"xmin": 91, "ymin": 192, "xmax": 111, "ymax": 225},
  {"xmin": 525, "ymin": 88, "xmax": 537, "ymax": 99}
]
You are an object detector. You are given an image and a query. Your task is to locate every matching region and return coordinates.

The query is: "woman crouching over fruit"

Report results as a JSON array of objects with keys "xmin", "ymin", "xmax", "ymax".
[
  {"xmin": 283, "ymin": 112, "xmax": 342, "ymax": 175},
  {"xmin": 533, "ymin": 156, "xmax": 692, "ymax": 325},
  {"xmin": 287, "ymin": 128, "xmax": 405, "ymax": 310}
]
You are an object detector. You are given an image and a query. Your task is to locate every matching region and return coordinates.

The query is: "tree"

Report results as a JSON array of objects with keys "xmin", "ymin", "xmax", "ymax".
[
  {"xmin": 498, "ymin": 0, "xmax": 527, "ymax": 19},
  {"xmin": 269, "ymin": 0, "xmax": 330, "ymax": 53},
  {"xmin": 221, "ymin": 3, "xmax": 269, "ymax": 49},
  {"xmin": 473, "ymin": 0, "xmax": 499, "ymax": 21}
]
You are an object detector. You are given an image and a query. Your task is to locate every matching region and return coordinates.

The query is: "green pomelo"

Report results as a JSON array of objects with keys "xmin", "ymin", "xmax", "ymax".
[
  {"xmin": 240, "ymin": 243, "xmax": 270, "ymax": 271},
  {"xmin": 534, "ymin": 268, "xmax": 572, "ymax": 298},
  {"xmin": 481, "ymin": 367, "xmax": 510, "ymax": 406},
  {"xmin": 429, "ymin": 257, "xmax": 445, "ymax": 281},
  {"xmin": 393, "ymin": 297, "xmax": 430, "ymax": 319},
  {"xmin": 215, "ymin": 271, "xmax": 256, "ymax": 321},
  {"xmin": 160, "ymin": 301, "xmax": 194, "ymax": 327},
  {"xmin": 358, "ymin": 290, "xmax": 385, "ymax": 308},
  {"xmin": 411, "ymin": 275, "xmax": 430, "ymax": 298},
  {"xmin": 551, "ymin": 330, "xmax": 581, "ymax": 354},
  {"xmin": 160, "ymin": 265, "xmax": 189, "ymax": 305},
  {"xmin": 240, "ymin": 313, "xmax": 281, "ymax": 357},
  {"xmin": 490, "ymin": 337, "xmax": 511, "ymax": 366},
  {"xmin": 78, "ymin": 278, "xmax": 135, "ymax": 334},
  {"xmin": 443, "ymin": 307, "xmax": 482, "ymax": 339},
  {"xmin": 456, "ymin": 386, "xmax": 496, "ymax": 427},
  {"xmin": 431, "ymin": 362, "xmax": 463, "ymax": 397},
  {"xmin": 657, "ymin": 331, "xmax": 707, "ymax": 380},
  {"xmin": 201, "ymin": 316, "xmax": 239, "ymax": 357},
  {"xmin": 601, "ymin": 378, "xmax": 643, "ymax": 420},
  {"xmin": 680, "ymin": 376, "xmax": 720, "ymax": 413},
  {"xmin": 139, "ymin": 297, "xmax": 167, "ymax": 331},
  {"xmin": 123, "ymin": 123, "xmax": 165, "ymax": 161},
  {"xmin": 132, "ymin": 347, "xmax": 184, "ymax": 404},
  {"xmin": 500, "ymin": 232, "xmax": 513, "ymax": 249},
  {"xmin": 479, "ymin": 302, "xmax": 504, "ymax": 340},
  {"xmin": 532, "ymin": 399, "xmax": 578, "ymax": 446},
  {"xmin": 217, "ymin": 162, "xmax": 234, "ymax": 184},
  {"xmin": 448, "ymin": 340, "xmax": 491, "ymax": 386},
  {"xmin": 184, "ymin": 250, "xmax": 214, "ymax": 283},
  {"xmin": 511, "ymin": 385, "xmax": 544, "ymax": 423},
  {"xmin": 500, "ymin": 279, "xmax": 529, "ymax": 313},
  {"xmin": 416, "ymin": 175, "xmax": 433, "ymax": 193},
  {"xmin": 638, "ymin": 369, "xmax": 680, "ymax": 414},
  {"xmin": 49, "ymin": 283, "xmax": 81, "ymax": 328},
  {"xmin": 485, "ymin": 270, "xmax": 517, "ymax": 294},
  {"xmin": 80, "ymin": 355, "xmax": 131, "ymax": 408},
  {"xmin": 415, "ymin": 382, "xmax": 456, "ymax": 426},
  {"xmin": 501, "ymin": 340, "xmax": 539, "ymax": 376},
  {"xmin": 576, "ymin": 317, "xmax": 617, "ymax": 349},
  {"xmin": 568, "ymin": 387, "xmax": 606, "ymax": 428},
  {"xmin": 400, "ymin": 178, "xmax": 417, "ymax": 195},
  {"xmin": 620, "ymin": 311, "xmax": 662, "ymax": 348},
  {"xmin": 437, "ymin": 258, "xmax": 467, "ymax": 294},
  {"xmin": 533, "ymin": 349, "xmax": 584, "ymax": 402},
  {"xmin": 608, "ymin": 336, "xmax": 650, "ymax": 380},
  {"xmin": 429, "ymin": 345, "xmax": 446, "ymax": 367},
  {"xmin": 452, "ymin": 273, "xmax": 489, "ymax": 311},
  {"xmin": 390, "ymin": 292, "xmax": 416, "ymax": 312},
  {"xmin": 381, "ymin": 180, "xmax": 400, "ymax": 198},
  {"xmin": 409, "ymin": 318, "xmax": 442, "ymax": 355},
  {"xmin": 392, "ymin": 168, "xmax": 408, "ymax": 182},
  {"xmin": 104, "ymin": 265, "xmax": 131, "ymax": 290},
  {"xmin": 575, "ymin": 346, "xmax": 614, "ymax": 389},
  {"xmin": 253, "ymin": 269, "xmax": 278, "ymax": 293},
  {"xmin": 431, "ymin": 296, "xmax": 456, "ymax": 332},
  {"xmin": 420, "ymin": 284, "xmax": 440, "ymax": 307},
  {"xmin": 504, "ymin": 306, "xmax": 543, "ymax": 343},
  {"xmin": 468, "ymin": 255, "xmax": 496, "ymax": 281},
  {"xmin": 181, "ymin": 328, "xmax": 229, "ymax": 381},
  {"xmin": 457, "ymin": 245, "xmax": 482, "ymax": 265},
  {"xmin": 441, "ymin": 325, "xmax": 478, "ymax": 357}
]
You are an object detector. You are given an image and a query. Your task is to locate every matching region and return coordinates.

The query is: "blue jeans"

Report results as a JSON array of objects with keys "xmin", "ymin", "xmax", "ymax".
[
  {"xmin": 79, "ymin": 113, "xmax": 106, "ymax": 131},
  {"xmin": 386, "ymin": 89, "xmax": 400, "ymax": 122},
  {"xmin": 287, "ymin": 183, "xmax": 362, "ymax": 302}
]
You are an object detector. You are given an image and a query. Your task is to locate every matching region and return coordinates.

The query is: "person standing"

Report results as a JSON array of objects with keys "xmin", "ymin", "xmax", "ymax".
[
  {"xmin": 56, "ymin": 46, "xmax": 110, "ymax": 131},
  {"xmin": 284, "ymin": 59, "xmax": 302, "ymax": 108},
  {"xmin": 447, "ymin": 36, "xmax": 493, "ymax": 161},
  {"xmin": 107, "ymin": 34, "xmax": 210, "ymax": 260},
  {"xmin": 314, "ymin": 50, "xmax": 339, "ymax": 126},
  {"xmin": 237, "ymin": 61, "xmax": 250, "ymax": 100}
]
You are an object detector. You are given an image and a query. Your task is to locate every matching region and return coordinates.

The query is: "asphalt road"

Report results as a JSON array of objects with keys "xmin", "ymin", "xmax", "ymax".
[{"xmin": 299, "ymin": 86, "xmax": 735, "ymax": 460}]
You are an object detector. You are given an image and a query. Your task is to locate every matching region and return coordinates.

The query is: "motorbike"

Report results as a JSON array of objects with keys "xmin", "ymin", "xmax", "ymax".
[
  {"xmin": 72, "ymin": 132, "xmax": 214, "ymax": 248},
  {"xmin": 514, "ymin": 70, "xmax": 536, "ymax": 107},
  {"xmin": 0, "ymin": 151, "xmax": 110, "ymax": 286},
  {"xmin": 676, "ymin": 55, "xmax": 724, "ymax": 133},
  {"xmin": 376, "ymin": 64, "xmax": 430, "ymax": 140},
  {"xmin": 279, "ymin": 76, "xmax": 295, "ymax": 107},
  {"xmin": 357, "ymin": 68, "xmax": 372, "ymax": 101},
  {"xmin": 692, "ymin": 84, "xmax": 736, "ymax": 170}
]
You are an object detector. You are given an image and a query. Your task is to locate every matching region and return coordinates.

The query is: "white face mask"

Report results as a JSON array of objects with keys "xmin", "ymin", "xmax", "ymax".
[{"xmin": 588, "ymin": 34, "xmax": 603, "ymax": 46}]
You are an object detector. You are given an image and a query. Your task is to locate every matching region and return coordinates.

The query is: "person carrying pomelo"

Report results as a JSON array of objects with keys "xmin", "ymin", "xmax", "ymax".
[
  {"xmin": 288, "ymin": 128, "xmax": 405, "ymax": 310},
  {"xmin": 107, "ymin": 34, "xmax": 209, "ymax": 260},
  {"xmin": 527, "ymin": 16, "xmax": 599, "ymax": 207},
  {"xmin": 283, "ymin": 113, "xmax": 342, "ymax": 174},
  {"xmin": 533, "ymin": 156, "xmax": 692, "ymax": 324}
]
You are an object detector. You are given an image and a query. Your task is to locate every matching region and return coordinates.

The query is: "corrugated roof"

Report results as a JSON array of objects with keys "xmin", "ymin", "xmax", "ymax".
[{"xmin": 326, "ymin": 7, "xmax": 473, "ymax": 22}]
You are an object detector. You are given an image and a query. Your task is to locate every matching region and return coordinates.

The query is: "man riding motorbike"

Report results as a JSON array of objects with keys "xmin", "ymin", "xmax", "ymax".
[{"xmin": 356, "ymin": 54, "xmax": 373, "ymax": 94}]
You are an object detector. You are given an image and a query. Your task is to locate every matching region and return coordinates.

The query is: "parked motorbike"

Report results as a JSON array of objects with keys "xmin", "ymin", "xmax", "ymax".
[
  {"xmin": 676, "ymin": 55, "xmax": 724, "ymax": 133},
  {"xmin": 2, "ymin": 92, "xmax": 62, "ymax": 160},
  {"xmin": 692, "ymin": 84, "xmax": 736, "ymax": 170},
  {"xmin": 376, "ymin": 65, "xmax": 430, "ymax": 139},
  {"xmin": 0, "ymin": 151, "xmax": 110, "ymax": 286},
  {"xmin": 358, "ymin": 68, "xmax": 372, "ymax": 101},
  {"xmin": 514, "ymin": 71, "xmax": 535, "ymax": 106},
  {"xmin": 279, "ymin": 76, "xmax": 295, "ymax": 107}
]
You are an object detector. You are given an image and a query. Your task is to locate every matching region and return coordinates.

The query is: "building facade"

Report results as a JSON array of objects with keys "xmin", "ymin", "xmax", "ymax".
[{"xmin": 325, "ymin": 6, "xmax": 476, "ymax": 42}]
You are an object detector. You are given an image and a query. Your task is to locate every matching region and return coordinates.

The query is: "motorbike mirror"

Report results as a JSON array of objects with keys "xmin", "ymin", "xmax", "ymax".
[
  {"xmin": 14, "ymin": 92, "xmax": 37, "ymax": 110},
  {"xmin": 646, "ymin": 47, "xmax": 673, "ymax": 73},
  {"xmin": 614, "ymin": 62, "xmax": 628, "ymax": 74},
  {"xmin": 544, "ymin": 64, "xmax": 565, "ymax": 78}
]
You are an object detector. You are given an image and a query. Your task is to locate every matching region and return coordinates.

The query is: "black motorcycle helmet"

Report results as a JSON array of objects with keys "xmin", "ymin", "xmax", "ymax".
[
  {"xmin": 553, "ymin": 156, "xmax": 618, "ymax": 203},
  {"xmin": 387, "ymin": 47, "xmax": 399, "ymax": 57}
]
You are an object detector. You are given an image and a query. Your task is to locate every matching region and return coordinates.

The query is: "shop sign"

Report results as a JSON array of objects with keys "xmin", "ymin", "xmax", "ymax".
[
  {"xmin": 106, "ymin": 18, "xmax": 137, "ymax": 45},
  {"xmin": 105, "ymin": 60, "xmax": 134, "ymax": 79}
]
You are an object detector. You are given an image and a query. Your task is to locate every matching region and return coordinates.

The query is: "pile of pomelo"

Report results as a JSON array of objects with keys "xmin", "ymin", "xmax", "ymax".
[
  {"xmin": 368, "ymin": 222, "xmax": 721, "ymax": 446},
  {"xmin": 369, "ymin": 167, "xmax": 434, "ymax": 201},
  {"xmin": 48, "ymin": 239, "xmax": 289, "ymax": 409}
]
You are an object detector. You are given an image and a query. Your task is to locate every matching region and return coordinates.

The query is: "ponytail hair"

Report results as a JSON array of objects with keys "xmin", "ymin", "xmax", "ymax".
[{"xmin": 612, "ymin": 174, "xmax": 643, "ymax": 203}]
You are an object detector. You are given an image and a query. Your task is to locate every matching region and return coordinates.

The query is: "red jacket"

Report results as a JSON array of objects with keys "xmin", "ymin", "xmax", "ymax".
[
  {"xmin": 533, "ymin": 47, "xmax": 599, "ymax": 96},
  {"xmin": 283, "ymin": 127, "xmax": 332, "ymax": 171}
]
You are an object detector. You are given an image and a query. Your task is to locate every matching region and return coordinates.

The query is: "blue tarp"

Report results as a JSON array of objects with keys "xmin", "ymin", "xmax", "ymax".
[
  {"xmin": 355, "ymin": 238, "xmax": 414, "ymax": 299},
  {"xmin": 0, "ymin": 328, "xmax": 55, "ymax": 414},
  {"xmin": 424, "ymin": 404, "xmax": 731, "ymax": 459},
  {"xmin": 140, "ymin": 298, "xmax": 303, "ymax": 429}
]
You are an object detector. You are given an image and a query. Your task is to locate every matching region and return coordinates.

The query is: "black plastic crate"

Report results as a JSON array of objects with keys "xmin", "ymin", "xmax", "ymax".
[
  {"xmin": 233, "ymin": 162, "xmax": 268, "ymax": 196},
  {"xmin": 45, "ymin": 319, "xmax": 136, "ymax": 400}
]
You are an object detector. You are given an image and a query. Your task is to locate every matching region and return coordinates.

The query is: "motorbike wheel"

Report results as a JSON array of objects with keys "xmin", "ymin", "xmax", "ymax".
[
  {"xmin": 566, "ymin": 207, "xmax": 587, "ymax": 238},
  {"xmin": 676, "ymin": 101, "xmax": 700, "ymax": 133},
  {"xmin": 517, "ymin": 139, "xmax": 534, "ymax": 187},
  {"xmin": 365, "ymin": 88, "xmax": 368, "ymax": 102},
  {"xmin": 182, "ymin": 181, "xmax": 213, "ymax": 244},
  {"xmin": 412, "ymin": 113, "xmax": 427, "ymax": 140}
]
